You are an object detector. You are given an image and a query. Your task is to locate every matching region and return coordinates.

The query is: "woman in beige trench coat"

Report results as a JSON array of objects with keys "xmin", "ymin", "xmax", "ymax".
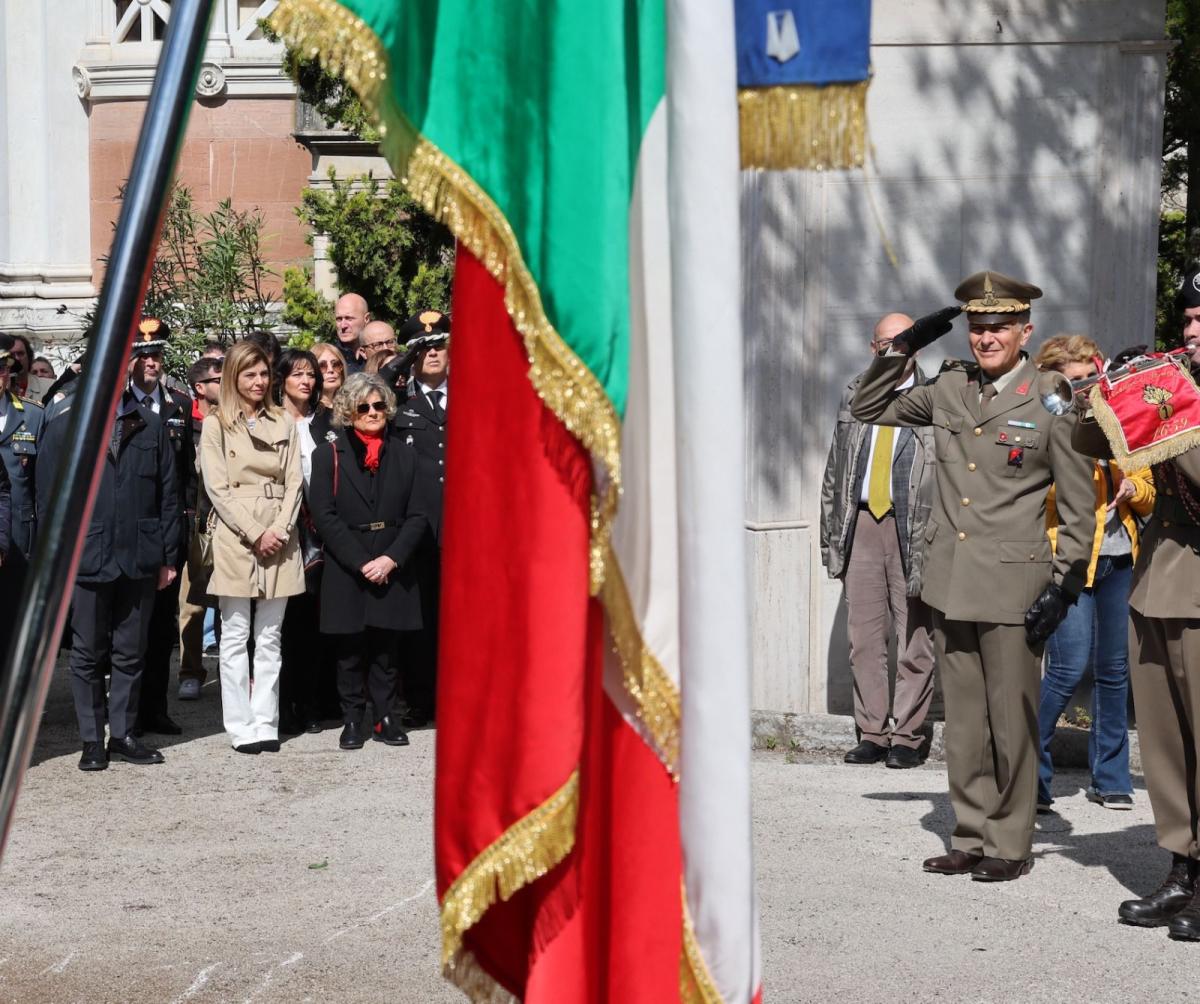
[{"xmin": 199, "ymin": 340, "xmax": 304, "ymax": 753}]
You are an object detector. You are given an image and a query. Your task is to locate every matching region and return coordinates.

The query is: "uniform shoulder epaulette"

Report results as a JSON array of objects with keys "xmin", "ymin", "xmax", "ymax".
[
  {"xmin": 938, "ymin": 359, "xmax": 979, "ymax": 374},
  {"xmin": 15, "ymin": 395, "xmax": 43, "ymax": 410}
]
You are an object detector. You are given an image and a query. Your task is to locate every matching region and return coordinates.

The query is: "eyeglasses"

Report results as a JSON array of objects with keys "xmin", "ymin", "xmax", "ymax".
[
  {"xmin": 319, "ymin": 360, "xmax": 344, "ymax": 372},
  {"xmin": 365, "ymin": 339, "xmax": 396, "ymax": 350},
  {"xmin": 356, "ymin": 401, "xmax": 388, "ymax": 415},
  {"xmin": 197, "ymin": 376, "xmax": 221, "ymax": 385}
]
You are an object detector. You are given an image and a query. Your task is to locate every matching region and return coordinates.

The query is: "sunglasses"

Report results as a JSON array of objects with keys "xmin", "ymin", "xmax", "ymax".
[
  {"xmin": 319, "ymin": 360, "xmax": 345, "ymax": 371},
  {"xmin": 197, "ymin": 376, "xmax": 221, "ymax": 385},
  {"xmin": 356, "ymin": 401, "xmax": 388, "ymax": 415}
]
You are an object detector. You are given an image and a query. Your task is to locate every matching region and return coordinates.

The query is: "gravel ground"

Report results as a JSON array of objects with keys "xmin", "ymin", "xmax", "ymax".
[{"xmin": 0, "ymin": 661, "xmax": 1190, "ymax": 1002}]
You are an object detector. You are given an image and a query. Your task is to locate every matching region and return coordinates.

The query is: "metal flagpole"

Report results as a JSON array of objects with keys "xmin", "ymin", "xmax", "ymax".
[{"xmin": 0, "ymin": 0, "xmax": 216, "ymax": 855}]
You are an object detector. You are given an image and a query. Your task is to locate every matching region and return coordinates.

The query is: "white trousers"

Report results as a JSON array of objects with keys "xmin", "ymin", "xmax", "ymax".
[{"xmin": 217, "ymin": 597, "xmax": 287, "ymax": 747}]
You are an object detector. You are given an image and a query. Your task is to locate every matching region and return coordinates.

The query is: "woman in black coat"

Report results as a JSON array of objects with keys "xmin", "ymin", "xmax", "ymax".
[{"xmin": 307, "ymin": 372, "xmax": 429, "ymax": 750}]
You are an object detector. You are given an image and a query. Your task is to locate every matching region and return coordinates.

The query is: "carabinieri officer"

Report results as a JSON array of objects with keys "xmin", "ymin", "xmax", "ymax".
[{"xmin": 853, "ymin": 271, "xmax": 1094, "ymax": 882}]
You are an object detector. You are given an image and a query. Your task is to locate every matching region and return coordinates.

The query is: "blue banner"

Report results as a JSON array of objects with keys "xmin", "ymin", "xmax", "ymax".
[{"xmin": 735, "ymin": 0, "xmax": 871, "ymax": 87}]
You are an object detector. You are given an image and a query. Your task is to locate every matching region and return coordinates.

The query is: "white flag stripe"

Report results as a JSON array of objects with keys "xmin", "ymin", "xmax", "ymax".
[
  {"xmin": 668, "ymin": 0, "xmax": 762, "ymax": 1000},
  {"xmin": 605, "ymin": 99, "xmax": 682, "ymax": 742}
]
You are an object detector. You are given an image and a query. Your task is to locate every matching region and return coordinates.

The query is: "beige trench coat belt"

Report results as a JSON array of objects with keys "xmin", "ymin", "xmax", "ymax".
[{"xmin": 227, "ymin": 482, "xmax": 286, "ymax": 499}]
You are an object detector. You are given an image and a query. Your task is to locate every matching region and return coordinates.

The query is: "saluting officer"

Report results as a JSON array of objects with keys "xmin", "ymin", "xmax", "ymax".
[
  {"xmin": 853, "ymin": 271, "xmax": 1094, "ymax": 882},
  {"xmin": 1078, "ymin": 269, "xmax": 1200, "ymax": 939},
  {"xmin": 125, "ymin": 319, "xmax": 194, "ymax": 737},
  {"xmin": 0, "ymin": 337, "xmax": 45, "ymax": 569},
  {"xmin": 37, "ymin": 352, "xmax": 181, "ymax": 771},
  {"xmin": 393, "ymin": 309, "xmax": 449, "ymax": 727}
]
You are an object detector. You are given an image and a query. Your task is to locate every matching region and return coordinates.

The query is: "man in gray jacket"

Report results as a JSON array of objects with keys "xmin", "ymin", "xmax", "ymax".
[{"xmin": 820, "ymin": 312, "xmax": 936, "ymax": 769}]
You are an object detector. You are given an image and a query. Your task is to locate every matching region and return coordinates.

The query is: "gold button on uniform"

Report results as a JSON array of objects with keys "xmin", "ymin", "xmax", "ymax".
[
  {"xmin": 1163, "ymin": 521, "xmax": 1173, "ymax": 528},
  {"xmin": 958, "ymin": 531, "xmax": 967, "ymax": 541},
  {"xmin": 1029, "ymin": 554, "xmax": 1037, "ymax": 561},
  {"xmin": 1014, "ymin": 435, "xmax": 1022, "ymax": 443},
  {"xmin": 973, "ymin": 427, "xmax": 982, "ymax": 436},
  {"xmin": 968, "ymin": 463, "xmax": 977, "ymax": 472},
  {"xmin": 961, "ymin": 497, "xmax": 970, "ymax": 506}
]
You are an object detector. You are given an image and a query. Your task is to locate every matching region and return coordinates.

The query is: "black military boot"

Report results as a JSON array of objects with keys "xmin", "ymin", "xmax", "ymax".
[
  {"xmin": 1170, "ymin": 883, "xmax": 1200, "ymax": 941},
  {"xmin": 1119, "ymin": 854, "xmax": 1198, "ymax": 927}
]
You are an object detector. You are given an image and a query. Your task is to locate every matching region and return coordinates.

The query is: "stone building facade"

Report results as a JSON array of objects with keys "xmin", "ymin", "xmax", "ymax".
[{"xmin": 0, "ymin": 0, "xmax": 311, "ymax": 346}]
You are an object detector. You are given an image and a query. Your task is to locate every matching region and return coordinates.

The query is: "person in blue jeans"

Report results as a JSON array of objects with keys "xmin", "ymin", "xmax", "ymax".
[{"xmin": 1034, "ymin": 335, "xmax": 1154, "ymax": 811}]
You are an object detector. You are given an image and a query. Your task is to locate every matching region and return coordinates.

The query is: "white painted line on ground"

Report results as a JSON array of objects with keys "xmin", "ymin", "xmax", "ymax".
[
  {"xmin": 175, "ymin": 962, "xmax": 221, "ymax": 1001},
  {"xmin": 39, "ymin": 951, "xmax": 75, "ymax": 976},
  {"xmin": 324, "ymin": 878, "xmax": 435, "ymax": 945}
]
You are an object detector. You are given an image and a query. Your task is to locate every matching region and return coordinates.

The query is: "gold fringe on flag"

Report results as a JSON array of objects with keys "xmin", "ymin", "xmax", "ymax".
[
  {"xmin": 444, "ymin": 949, "xmax": 519, "ymax": 1004},
  {"xmin": 439, "ymin": 771, "xmax": 580, "ymax": 970},
  {"xmin": 680, "ymin": 883, "xmax": 725, "ymax": 1004},
  {"xmin": 600, "ymin": 545, "xmax": 682, "ymax": 778},
  {"xmin": 1089, "ymin": 383, "xmax": 1200, "ymax": 471},
  {"xmin": 738, "ymin": 80, "xmax": 869, "ymax": 171}
]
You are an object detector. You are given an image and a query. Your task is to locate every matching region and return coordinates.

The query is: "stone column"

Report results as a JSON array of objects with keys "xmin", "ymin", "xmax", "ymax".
[{"xmin": 0, "ymin": 1, "xmax": 94, "ymax": 343}]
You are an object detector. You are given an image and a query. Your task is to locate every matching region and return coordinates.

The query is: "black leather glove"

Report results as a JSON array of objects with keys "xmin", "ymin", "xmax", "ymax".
[
  {"xmin": 378, "ymin": 344, "xmax": 421, "ymax": 393},
  {"xmin": 1024, "ymin": 583, "xmax": 1074, "ymax": 648},
  {"xmin": 889, "ymin": 306, "xmax": 963, "ymax": 357}
]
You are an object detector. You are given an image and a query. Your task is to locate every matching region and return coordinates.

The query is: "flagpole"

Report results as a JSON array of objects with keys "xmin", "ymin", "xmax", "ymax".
[{"xmin": 0, "ymin": 0, "xmax": 215, "ymax": 855}]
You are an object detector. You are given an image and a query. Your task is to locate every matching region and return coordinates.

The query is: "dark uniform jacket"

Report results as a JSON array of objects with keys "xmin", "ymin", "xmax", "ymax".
[
  {"xmin": 0, "ymin": 458, "xmax": 10, "ymax": 559},
  {"xmin": 395, "ymin": 382, "xmax": 446, "ymax": 540},
  {"xmin": 0, "ymin": 389, "xmax": 45, "ymax": 558},
  {"xmin": 308, "ymin": 427, "xmax": 429, "ymax": 634},
  {"xmin": 853, "ymin": 353, "xmax": 1094, "ymax": 625},
  {"xmin": 38, "ymin": 405, "xmax": 180, "ymax": 583}
]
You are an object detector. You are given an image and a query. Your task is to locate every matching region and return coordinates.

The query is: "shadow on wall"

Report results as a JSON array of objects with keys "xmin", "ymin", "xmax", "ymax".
[{"xmin": 743, "ymin": 0, "xmax": 1164, "ymax": 714}]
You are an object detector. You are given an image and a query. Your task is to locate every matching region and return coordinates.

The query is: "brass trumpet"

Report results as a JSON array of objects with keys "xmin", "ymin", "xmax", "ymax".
[{"xmin": 1037, "ymin": 350, "xmax": 1184, "ymax": 416}]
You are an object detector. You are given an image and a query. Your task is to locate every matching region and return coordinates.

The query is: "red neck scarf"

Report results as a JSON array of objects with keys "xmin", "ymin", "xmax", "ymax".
[{"xmin": 354, "ymin": 428, "xmax": 385, "ymax": 472}]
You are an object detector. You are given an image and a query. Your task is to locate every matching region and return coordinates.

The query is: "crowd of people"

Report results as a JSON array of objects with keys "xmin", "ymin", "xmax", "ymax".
[
  {"xmin": 0, "ymin": 292, "xmax": 449, "ymax": 767},
  {"xmin": 820, "ymin": 266, "xmax": 1200, "ymax": 940}
]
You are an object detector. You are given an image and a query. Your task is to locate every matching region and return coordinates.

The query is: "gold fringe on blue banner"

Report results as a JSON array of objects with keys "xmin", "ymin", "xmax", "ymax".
[{"xmin": 738, "ymin": 80, "xmax": 869, "ymax": 171}]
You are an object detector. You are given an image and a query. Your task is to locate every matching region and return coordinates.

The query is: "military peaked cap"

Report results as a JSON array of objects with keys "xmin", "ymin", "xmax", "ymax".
[
  {"xmin": 398, "ymin": 309, "xmax": 450, "ymax": 349},
  {"xmin": 1178, "ymin": 267, "xmax": 1200, "ymax": 310},
  {"xmin": 954, "ymin": 271, "xmax": 1042, "ymax": 319}
]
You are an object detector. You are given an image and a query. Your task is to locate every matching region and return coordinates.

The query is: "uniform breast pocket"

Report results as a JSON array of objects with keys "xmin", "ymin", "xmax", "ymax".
[
  {"xmin": 129, "ymin": 439, "xmax": 158, "ymax": 479},
  {"xmin": 10, "ymin": 437, "xmax": 36, "ymax": 469},
  {"xmin": 998, "ymin": 539, "xmax": 1053, "ymax": 602},
  {"xmin": 932, "ymin": 409, "xmax": 963, "ymax": 460}
]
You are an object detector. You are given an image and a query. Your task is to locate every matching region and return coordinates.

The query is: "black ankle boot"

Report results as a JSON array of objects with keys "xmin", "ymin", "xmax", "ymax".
[{"xmin": 1119, "ymin": 854, "xmax": 1199, "ymax": 927}]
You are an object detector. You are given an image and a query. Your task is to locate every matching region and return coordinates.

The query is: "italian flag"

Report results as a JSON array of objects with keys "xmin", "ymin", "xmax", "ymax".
[{"xmin": 271, "ymin": 2, "xmax": 761, "ymax": 1000}]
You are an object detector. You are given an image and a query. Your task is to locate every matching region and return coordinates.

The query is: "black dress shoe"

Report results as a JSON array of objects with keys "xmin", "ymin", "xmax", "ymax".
[
  {"xmin": 1120, "ymin": 854, "xmax": 1198, "ymax": 927},
  {"xmin": 134, "ymin": 713, "xmax": 183, "ymax": 736},
  {"xmin": 373, "ymin": 715, "xmax": 410, "ymax": 747},
  {"xmin": 234, "ymin": 742, "xmax": 262, "ymax": 755},
  {"xmin": 78, "ymin": 742, "xmax": 108, "ymax": 772},
  {"xmin": 923, "ymin": 849, "xmax": 982, "ymax": 875},
  {"xmin": 258, "ymin": 739, "xmax": 281, "ymax": 753},
  {"xmin": 340, "ymin": 722, "xmax": 365, "ymax": 750},
  {"xmin": 885, "ymin": 745, "xmax": 923, "ymax": 769},
  {"xmin": 303, "ymin": 719, "xmax": 324, "ymax": 735},
  {"xmin": 971, "ymin": 856, "xmax": 1034, "ymax": 882},
  {"xmin": 106, "ymin": 735, "xmax": 165, "ymax": 765},
  {"xmin": 843, "ymin": 740, "xmax": 889, "ymax": 764},
  {"xmin": 278, "ymin": 714, "xmax": 302, "ymax": 736}
]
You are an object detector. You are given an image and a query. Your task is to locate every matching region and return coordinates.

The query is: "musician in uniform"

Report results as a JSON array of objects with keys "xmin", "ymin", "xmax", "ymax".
[
  {"xmin": 853, "ymin": 271, "xmax": 1094, "ymax": 882},
  {"xmin": 1076, "ymin": 269, "xmax": 1200, "ymax": 939},
  {"xmin": 393, "ymin": 309, "xmax": 448, "ymax": 726},
  {"xmin": 126, "ymin": 319, "xmax": 194, "ymax": 737}
]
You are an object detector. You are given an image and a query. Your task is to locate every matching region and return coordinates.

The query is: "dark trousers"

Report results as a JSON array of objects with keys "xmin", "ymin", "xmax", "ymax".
[
  {"xmin": 69, "ymin": 577, "xmax": 155, "ymax": 742},
  {"xmin": 402, "ymin": 540, "xmax": 440, "ymax": 718},
  {"xmin": 281, "ymin": 591, "xmax": 324, "ymax": 723},
  {"xmin": 140, "ymin": 571, "xmax": 181, "ymax": 720},
  {"xmin": 337, "ymin": 627, "xmax": 399, "ymax": 725}
]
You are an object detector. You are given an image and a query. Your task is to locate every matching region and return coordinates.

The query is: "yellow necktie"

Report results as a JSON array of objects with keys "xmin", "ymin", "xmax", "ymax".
[{"xmin": 867, "ymin": 426, "xmax": 894, "ymax": 519}]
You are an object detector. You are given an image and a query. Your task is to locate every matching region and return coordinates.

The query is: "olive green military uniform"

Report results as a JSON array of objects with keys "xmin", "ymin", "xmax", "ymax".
[
  {"xmin": 853, "ymin": 300, "xmax": 1094, "ymax": 862},
  {"xmin": 1075, "ymin": 413, "xmax": 1200, "ymax": 859}
]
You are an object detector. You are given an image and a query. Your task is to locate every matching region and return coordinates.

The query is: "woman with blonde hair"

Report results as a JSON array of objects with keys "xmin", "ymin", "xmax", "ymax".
[
  {"xmin": 199, "ymin": 340, "xmax": 305, "ymax": 753},
  {"xmin": 311, "ymin": 341, "xmax": 346, "ymax": 411},
  {"xmin": 1034, "ymin": 334, "xmax": 1154, "ymax": 810}
]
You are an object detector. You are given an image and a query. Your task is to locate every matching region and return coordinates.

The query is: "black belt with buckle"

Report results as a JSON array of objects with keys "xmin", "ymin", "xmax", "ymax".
[{"xmin": 353, "ymin": 520, "xmax": 397, "ymax": 531}]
